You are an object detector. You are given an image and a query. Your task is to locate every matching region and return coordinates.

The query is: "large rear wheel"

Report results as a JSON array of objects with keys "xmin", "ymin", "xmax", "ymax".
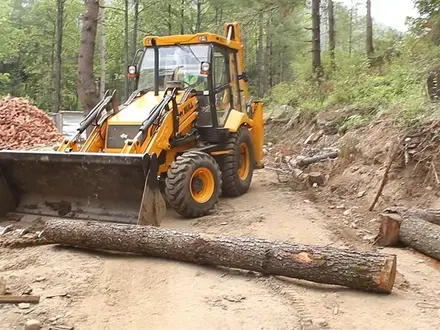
[
  {"xmin": 219, "ymin": 126, "xmax": 255, "ymax": 197},
  {"xmin": 165, "ymin": 151, "xmax": 222, "ymax": 218}
]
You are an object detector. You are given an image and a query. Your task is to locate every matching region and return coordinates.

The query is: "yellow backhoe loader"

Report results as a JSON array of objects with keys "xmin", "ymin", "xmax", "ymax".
[{"xmin": 0, "ymin": 23, "xmax": 264, "ymax": 226}]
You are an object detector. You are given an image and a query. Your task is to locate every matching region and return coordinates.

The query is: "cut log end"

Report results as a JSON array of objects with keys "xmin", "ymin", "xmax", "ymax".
[
  {"xmin": 377, "ymin": 213, "xmax": 402, "ymax": 247},
  {"xmin": 378, "ymin": 255, "xmax": 397, "ymax": 294}
]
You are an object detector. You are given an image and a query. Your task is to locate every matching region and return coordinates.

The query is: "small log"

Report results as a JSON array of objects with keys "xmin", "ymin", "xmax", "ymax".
[
  {"xmin": 308, "ymin": 172, "xmax": 325, "ymax": 186},
  {"xmin": 0, "ymin": 295, "xmax": 40, "ymax": 304},
  {"xmin": 377, "ymin": 212, "xmax": 440, "ymax": 260},
  {"xmin": 297, "ymin": 151, "xmax": 339, "ymax": 167},
  {"xmin": 43, "ymin": 219, "xmax": 397, "ymax": 294}
]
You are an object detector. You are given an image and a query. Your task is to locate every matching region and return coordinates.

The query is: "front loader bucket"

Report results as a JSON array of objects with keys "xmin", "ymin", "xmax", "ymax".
[{"xmin": 0, "ymin": 150, "xmax": 152, "ymax": 224}]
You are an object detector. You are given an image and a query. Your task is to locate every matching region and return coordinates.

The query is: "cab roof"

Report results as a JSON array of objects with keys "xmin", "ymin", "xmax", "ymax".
[{"xmin": 142, "ymin": 33, "xmax": 242, "ymax": 51}]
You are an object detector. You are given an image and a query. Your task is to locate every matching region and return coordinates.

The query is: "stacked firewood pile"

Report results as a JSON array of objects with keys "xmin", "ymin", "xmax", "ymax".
[{"xmin": 0, "ymin": 96, "xmax": 64, "ymax": 150}]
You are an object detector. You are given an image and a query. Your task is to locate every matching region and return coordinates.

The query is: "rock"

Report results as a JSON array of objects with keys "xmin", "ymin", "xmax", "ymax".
[
  {"xmin": 350, "ymin": 222, "xmax": 358, "ymax": 229},
  {"xmin": 313, "ymin": 318, "xmax": 328, "ymax": 327},
  {"xmin": 333, "ymin": 306, "xmax": 339, "ymax": 315},
  {"xmin": 343, "ymin": 209, "xmax": 351, "ymax": 216},
  {"xmin": 18, "ymin": 303, "xmax": 31, "ymax": 309},
  {"xmin": 357, "ymin": 190, "xmax": 366, "ymax": 198},
  {"xmin": 267, "ymin": 142, "xmax": 274, "ymax": 148},
  {"xmin": 336, "ymin": 204, "xmax": 346, "ymax": 210},
  {"xmin": 270, "ymin": 105, "xmax": 292, "ymax": 120},
  {"xmin": 22, "ymin": 287, "xmax": 33, "ymax": 295},
  {"xmin": 34, "ymin": 277, "xmax": 46, "ymax": 283},
  {"xmin": 363, "ymin": 234, "xmax": 377, "ymax": 241},
  {"xmin": 24, "ymin": 319, "xmax": 40, "ymax": 330}
]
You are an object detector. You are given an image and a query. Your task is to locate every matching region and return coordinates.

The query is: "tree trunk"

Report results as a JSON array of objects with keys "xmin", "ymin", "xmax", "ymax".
[
  {"xmin": 377, "ymin": 212, "xmax": 440, "ymax": 261},
  {"xmin": 54, "ymin": 0, "xmax": 65, "ymax": 113},
  {"xmin": 168, "ymin": 3, "xmax": 172, "ymax": 35},
  {"xmin": 124, "ymin": 0, "xmax": 129, "ymax": 101},
  {"xmin": 366, "ymin": 0, "xmax": 374, "ymax": 57},
  {"xmin": 264, "ymin": 13, "xmax": 272, "ymax": 95},
  {"xmin": 311, "ymin": 0, "xmax": 323, "ymax": 79},
  {"xmin": 77, "ymin": 0, "xmax": 99, "ymax": 117},
  {"xmin": 180, "ymin": 0, "xmax": 184, "ymax": 34},
  {"xmin": 328, "ymin": 0, "xmax": 336, "ymax": 70},
  {"xmin": 132, "ymin": 0, "xmax": 139, "ymax": 58},
  {"xmin": 196, "ymin": 0, "xmax": 202, "ymax": 33},
  {"xmin": 99, "ymin": 3, "xmax": 106, "ymax": 98},
  {"xmin": 43, "ymin": 219, "xmax": 397, "ymax": 294},
  {"xmin": 257, "ymin": 12, "xmax": 264, "ymax": 98},
  {"xmin": 349, "ymin": 0, "xmax": 354, "ymax": 55}
]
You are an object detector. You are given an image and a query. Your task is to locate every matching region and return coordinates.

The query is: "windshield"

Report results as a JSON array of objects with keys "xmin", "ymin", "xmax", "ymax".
[{"xmin": 138, "ymin": 44, "xmax": 210, "ymax": 92}]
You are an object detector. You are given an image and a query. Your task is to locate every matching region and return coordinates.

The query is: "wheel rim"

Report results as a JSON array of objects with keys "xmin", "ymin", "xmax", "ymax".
[
  {"xmin": 190, "ymin": 167, "xmax": 215, "ymax": 203},
  {"xmin": 238, "ymin": 142, "xmax": 250, "ymax": 180}
]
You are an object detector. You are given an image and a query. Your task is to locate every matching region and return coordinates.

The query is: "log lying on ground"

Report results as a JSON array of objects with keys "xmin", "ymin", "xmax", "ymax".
[
  {"xmin": 0, "ymin": 295, "xmax": 40, "ymax": 304},
  {"xmin": 43, "ymin": 219, "xmax": 397, "ymax": 294},
  {"xmin": 376, "ymin": 212, "xmax": 440, "ymax": 260},
  {"xmin": 296, "ymin": 151, "xmax": 339, "ymax": 168},
  {"xmin": 383, "ymin": 207, "xmax": 440, "ymax": 226}
]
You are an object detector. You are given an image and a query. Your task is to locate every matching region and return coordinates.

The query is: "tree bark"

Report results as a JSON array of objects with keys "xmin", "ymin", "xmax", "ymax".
[
  {"xmin": 180, "ymin": 0, "xmax": 185, "ymax": 34},
  {"xmin": 264, "ymin": 13, "xmax": 272, "ymax": 95},
  {"xmin": 349, "ymin": 0, "xmax": 354, "ymax": 55},
  {"xmin": 43, "ymin": 219, "xmax": 397, "ymax": 294},
  {"xmin": 77, "ymin": 0, "xmax": 99, "ymax": 118},
  {"xmin": 99, "ymin": 2, "xmax": 106, "ymax": 98},
  {"xmin": 54, "ymin": 0, "xmax": 65, "ymax": 113},
  {"xmin": 311, "ymin": 0, "xmax": 323, "ymax": 79},
  {"xmin": 297, "ymin": 151, "xmax": 339, "ymax": 167},
  {"xmin": 257, "ymin": 11, "xmax": 264, "ymax": 98},
  {"xmin": 132, "ymin": 0, "xmax": 140, "ymax": 58},
  {"xmin": 377, "ymin": 212, "xmax": 440, "ymax": 261},
  {"xmin": 328, "ymin": 0, "xmax": 336, "ymax": 70},
  {"xmin": 366, "ymin": 0, "xmax": 374, "ymax": 57},
  {"xmin": 124, "ymin": 0, "xmax": 129, "ymax": 101},
  {"xmin": 196, "ymin": 0, "xmax": 202, "ymax": 33},
  {"xmin": 168, "ymin": 2, "xmax": 172, "ymax": 35}
]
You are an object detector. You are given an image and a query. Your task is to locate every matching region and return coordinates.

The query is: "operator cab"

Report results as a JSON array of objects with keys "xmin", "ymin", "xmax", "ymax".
[{"xmin": 127, "ymin": 30, "xmax": 246, "ymax": 134}]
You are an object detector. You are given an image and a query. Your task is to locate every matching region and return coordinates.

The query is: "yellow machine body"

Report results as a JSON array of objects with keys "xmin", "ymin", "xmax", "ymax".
[{"xmin": 0, "ymin": 22, "xmax": 264, "ymax": 225}]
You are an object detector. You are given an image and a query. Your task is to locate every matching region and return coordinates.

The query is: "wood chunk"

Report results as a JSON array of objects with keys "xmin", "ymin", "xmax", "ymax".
[{"xmin": 308, "ymin": 172, "xmax": 325, "ymax": 186}]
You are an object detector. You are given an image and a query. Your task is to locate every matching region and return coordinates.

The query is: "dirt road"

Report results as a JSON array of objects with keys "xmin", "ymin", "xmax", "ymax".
[{"xmin": 1, "ymin": 170, "xmax": 440, "ymax": 330}]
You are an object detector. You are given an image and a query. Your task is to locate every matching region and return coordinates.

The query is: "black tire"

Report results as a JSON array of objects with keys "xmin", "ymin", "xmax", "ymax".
[
  {"xmin": 165, "ymin": 151, "xmax": 222, "ymax": 218},
  {"xmin": 219, "ymin": 126, "xmax": 254, "ymax": 197}
]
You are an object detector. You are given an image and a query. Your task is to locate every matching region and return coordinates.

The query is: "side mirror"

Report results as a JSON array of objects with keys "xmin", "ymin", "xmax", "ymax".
[
  {"xmin": 127, "ymin": 65, "xmax": 137, "ymax": 78},
  {"xmin": 200, "ymin": 62, "xmax": 210, "ymax": 75}
]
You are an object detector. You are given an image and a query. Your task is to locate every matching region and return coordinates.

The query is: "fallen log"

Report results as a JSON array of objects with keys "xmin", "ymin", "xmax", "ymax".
[
  {"xmin": 376, "ymin": 212, "xmax": 440, "ymax": 260},
  {"xmin": 43, "ymin": 219, "xmax": 397, "ymax": 294},
  {"xmin": 0, "ymin": 295, "xmax": 40, "ymax": 304},
  {"xmin": 383, "ymin": 207, "xmax": 440, "ymax": 226},
  {"xmin": 296, "ymin": 151, "xmax": 339, "ymax": 168}
]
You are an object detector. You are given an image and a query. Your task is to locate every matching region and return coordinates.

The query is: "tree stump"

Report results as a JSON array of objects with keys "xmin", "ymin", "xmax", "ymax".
[{"xmin": 43, "ymin": 219, "xmax": 397, "ymax": 294}]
